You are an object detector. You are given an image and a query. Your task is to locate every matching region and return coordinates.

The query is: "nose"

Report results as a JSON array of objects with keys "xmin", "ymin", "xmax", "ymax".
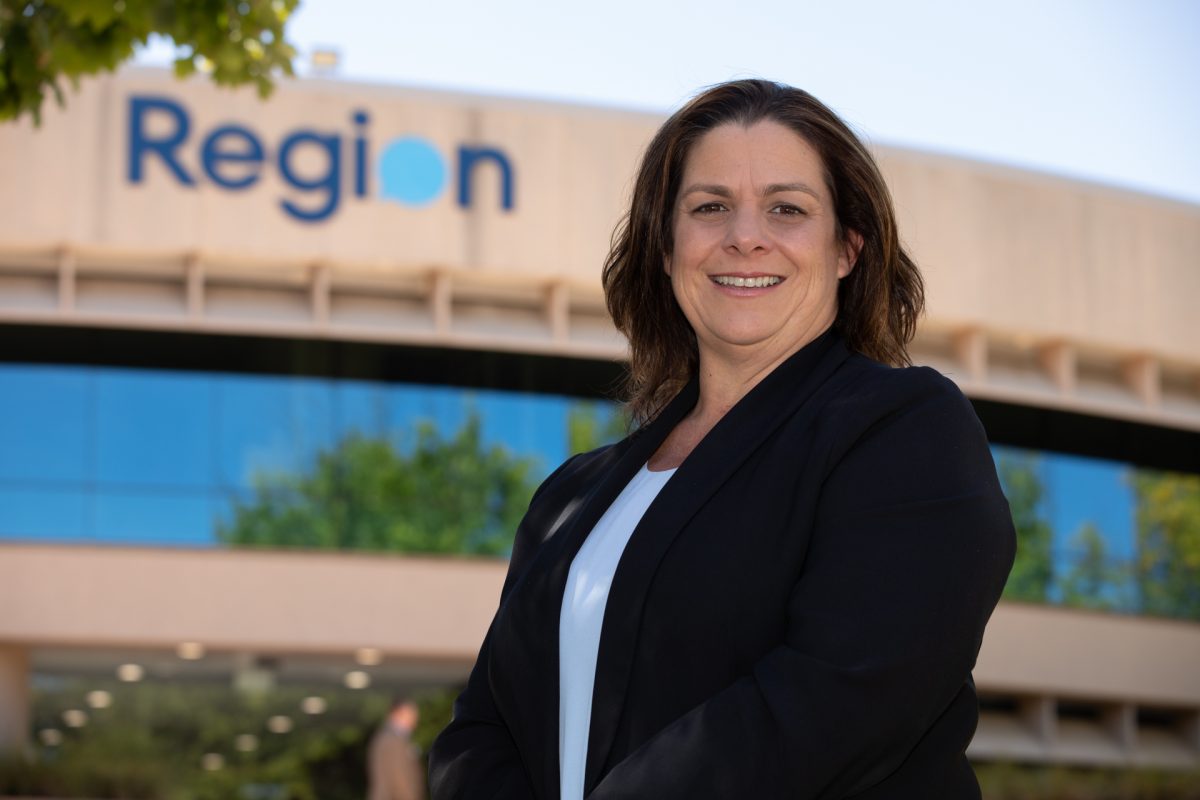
[{"xmin": 723, "ymin": 207, "xmax": 769, "ymax": 255}]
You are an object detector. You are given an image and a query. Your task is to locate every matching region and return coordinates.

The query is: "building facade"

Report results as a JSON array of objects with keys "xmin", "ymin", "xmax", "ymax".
[{"xmin": 1, "ymin": 68, "xmax": 1199, "ymax": 776}]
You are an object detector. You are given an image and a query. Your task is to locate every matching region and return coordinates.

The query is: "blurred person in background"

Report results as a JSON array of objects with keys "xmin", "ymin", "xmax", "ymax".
[
  {"xmin": 429, "ymin": 79, "xmax": 1015, "ymax": 799},
  {"xmin": 369, "ymin": 695, "xmax": 426, "ymax": 800}
]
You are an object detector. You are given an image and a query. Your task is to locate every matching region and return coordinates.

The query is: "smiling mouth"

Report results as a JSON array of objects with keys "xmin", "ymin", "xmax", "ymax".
[{"xmin": 711, "ymin": 275, "xmax": 782, "ymax": 288}]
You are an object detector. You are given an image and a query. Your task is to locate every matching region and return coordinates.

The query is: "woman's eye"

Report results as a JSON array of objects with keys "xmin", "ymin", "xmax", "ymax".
[
  {"xmin": 771, "ymin": 204, "xmax": 805, "ymax": 216},
  {"xmin": 693, "ymin": 202, "xmax": 726, "ymax": 214}
]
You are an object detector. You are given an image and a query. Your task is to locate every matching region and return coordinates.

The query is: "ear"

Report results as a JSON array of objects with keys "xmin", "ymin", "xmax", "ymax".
[
  {"xmin": 838, "ymin": 229, "xmax": 864, "ymax": 279},
  {"xmin": 663, "ymin": 253, "xmax": 673, "ymax": 277}
]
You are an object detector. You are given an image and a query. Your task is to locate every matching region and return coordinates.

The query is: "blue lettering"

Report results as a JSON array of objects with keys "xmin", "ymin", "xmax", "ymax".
[
  {"xmin": 457, "ymin": 146, "xmax": 515, "ymax": 211},
  {"xmin": 128, "ymin": 96, "xmax": 194, "ymax": 185},
  {"xmin": 277, "ymin": 130, "xmax": 341, "ymax": 222},
  {"xmin": 352, "ymin": 111, "xmax": 369, "ymax": 198},
  {"xmin": 200, "ymin": 125, "xmax": 264, "ymax": 190},
  {"xmin": 126, "ymin": 95, "xmax": 517, "ymax": 222}
]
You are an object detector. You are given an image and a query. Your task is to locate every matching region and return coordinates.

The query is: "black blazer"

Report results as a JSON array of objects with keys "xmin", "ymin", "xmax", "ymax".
[{"xmin": 429, "ymin": 329, "xmax": 1016, "ymax": 800}]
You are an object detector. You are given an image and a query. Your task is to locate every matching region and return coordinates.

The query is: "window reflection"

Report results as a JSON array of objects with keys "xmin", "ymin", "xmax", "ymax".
[
  {"xmin": 2, "ymin": 361, "xmax": 1195, "ymax": 620},
  {"xmin": 994, "ymin": 444, "xmax": 1200, "ymax": 620},
  {"xmin": 0, "ymin": 366, "xmax": 89, "ymax": 482},
  {"xmin": 95, "ymin": 490, "xmax": 214, "ymax": 546},
  {"xmin": 0, "ymin": 486, "xmax": 88, "ymax": 540},
  {"xmin": 0, "ymin": 364, "xmax": 623, "ymax": 554},
  {"xmin": 216, "ymin": 375, "xmax": 336, "ymax": 490},
  {"xmin": 96, "ymin": 370, "xmax": 213, "ymax": 487}
]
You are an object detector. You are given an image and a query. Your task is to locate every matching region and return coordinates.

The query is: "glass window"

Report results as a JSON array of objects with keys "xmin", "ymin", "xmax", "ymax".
[
  {"xmin": 0, "ymin": 365, "xmax": 89, "ymax": 483},
  {"xmin": 0, "ymin": 361, "xmax": 624, "ymax": 553},
  {"xmin": 95, "ymin": 370, "xmax": 213, "ymax": 488},
  {"xmin": 993, "ymin": 443, "xmax": 1200, "ymax": 620},
  {"xmin": 94, "ymin": 489, "xmax": 215, "ymax": 546},
  {"xmin": 9, "ymin": 357, "xmax": 1191, "ymax": 622},
  {"xmin": 216, "ymin": 374, "xmax": 336, "ymax": 491},
  {"xmin": 0, "ymin": 486, "xmax": 88, "ymax": 540}
]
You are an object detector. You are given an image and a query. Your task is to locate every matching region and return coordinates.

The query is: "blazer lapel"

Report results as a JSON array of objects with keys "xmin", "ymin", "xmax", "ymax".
[
  {"xmin": 582, "ymin": 328, "xmax": 852, "ymax": 793},
  {"xmin": 503, "ymin": 374, "xmax": 699, "ymax": 800}
]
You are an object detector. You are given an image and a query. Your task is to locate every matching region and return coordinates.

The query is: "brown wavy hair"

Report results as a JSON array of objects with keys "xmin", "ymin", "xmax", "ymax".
[{"xmin": 603, "ymin": 79, "xmax": 924, "ymax": 425}]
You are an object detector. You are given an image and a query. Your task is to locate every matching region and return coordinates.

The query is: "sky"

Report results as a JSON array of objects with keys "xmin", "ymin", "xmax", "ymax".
[{"xmin": 135, "ymin": 0, "xmax": 1200, "ymax": 205}]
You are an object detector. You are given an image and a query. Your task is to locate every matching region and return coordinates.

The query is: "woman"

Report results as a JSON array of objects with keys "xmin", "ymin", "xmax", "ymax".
[{"xmin": 429, "ymin": 79, "xmax": 1016, "ymax": 800}]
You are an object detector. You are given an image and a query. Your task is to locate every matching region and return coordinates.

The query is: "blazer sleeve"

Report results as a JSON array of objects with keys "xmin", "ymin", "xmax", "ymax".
[
  {"xmin": 586, "ymin": 369, "xmax": 1017, "ymax": 800},
  {"xmin": 429, "ymin": 454, "xmax": 585, "ymax": 800}
]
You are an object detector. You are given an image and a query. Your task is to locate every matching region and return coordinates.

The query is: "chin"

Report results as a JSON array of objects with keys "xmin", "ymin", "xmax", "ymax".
[{"xmin": 707, "ymin": 330, "xmax": 780, "ymax": 351}]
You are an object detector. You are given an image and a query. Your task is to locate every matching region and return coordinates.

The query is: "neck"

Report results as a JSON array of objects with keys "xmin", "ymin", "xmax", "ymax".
[
  {"xmin": 689, "ymin": 324, "xmax": 832, "ymax": 425},
  {"xmin": 646, "ymin": 323, "xmax": 834, "ymax": 472}
]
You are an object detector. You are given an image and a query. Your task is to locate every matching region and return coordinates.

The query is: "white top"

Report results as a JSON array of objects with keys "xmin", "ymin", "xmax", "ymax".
[{"xmin": 558, "ymin": 463, "xmax": 676, "ymax": 800}]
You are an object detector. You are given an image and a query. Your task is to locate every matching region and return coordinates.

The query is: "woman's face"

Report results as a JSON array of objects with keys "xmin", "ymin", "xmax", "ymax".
[{"xmin": 667, "ymin": 119, "xmax": 861, "ymax": 370}]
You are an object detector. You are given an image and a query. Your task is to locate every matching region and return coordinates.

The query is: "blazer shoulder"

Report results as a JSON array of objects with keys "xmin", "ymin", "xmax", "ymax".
[
  {"xmin": 835, "ymin": 352, "xmax": 965, "ymax": 402},
  {"xmin": 813, "ymin": 355, "xmax": 990, "ymax": 478},
  {"xmin": 530, "ymin": 441, "xmax": 620, "ymax": 506},
  {"xmin": 821, "ymin": 354, "xmax": 977, "ymax": 432},
  {"xmin": 507, "ymin": 440, "xmax": 622, "ymax": 573}
]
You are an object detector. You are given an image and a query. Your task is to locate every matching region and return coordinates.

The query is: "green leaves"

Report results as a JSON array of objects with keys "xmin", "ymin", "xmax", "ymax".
[
  {"xmin": 217, "ymin": 412, "xmax": 541, "ymax": 557},
  {"xmin": 997, "ymin": 451, "xmax": 1055, "ymax": 604},
  {"xmin": 567, "ymin": 400, "xmax": 627, "ymax": 455},
  {"xmin": 1131, "ymin": 469, "xmax": 1200, "ymax": 619},
  {"xmin": 1058, "ymin": 522, "xmax": 1127, "ymax": 612},
  {"xmin": 0, "ymin": 0, "xmax": 299, "ymax": 125},
  {"xmin": 995, "ymin": 447, "xmax": 1200, "ymax": 621}
]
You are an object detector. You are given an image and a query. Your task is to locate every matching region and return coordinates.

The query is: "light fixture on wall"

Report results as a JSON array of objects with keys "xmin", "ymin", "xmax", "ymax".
[
  {"xmin": 116, "ymin": 663, "xmax": 144, "ymax": 682},
  {"xmin": 355, "ymin": 647, "xmax": 383, "ymax": 666},
  {"xmin": 301, "ymin": 696, "xmax": 327, "ymax": 715},
  {"xmin": 267, "ymin": 715, "xmax": 293, "ymax": 734},
  {"xmin": 62, "ymin": 709, "xmax": 88, "ymax": 728},
  {"xmin": 177, "ymin": 641, "xmax": 206, "ymax": 660}
]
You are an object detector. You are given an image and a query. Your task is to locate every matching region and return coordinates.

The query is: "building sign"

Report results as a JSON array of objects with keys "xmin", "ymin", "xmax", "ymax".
[{"xmin": 126, "ymin": 94, "xmax": 516, "ymax": 224}]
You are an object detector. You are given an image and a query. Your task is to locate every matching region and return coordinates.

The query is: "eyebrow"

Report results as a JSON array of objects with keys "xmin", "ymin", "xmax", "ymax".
[{"xmin": 680, "ymin": 182, "xmax": 822, "ymax": 200}]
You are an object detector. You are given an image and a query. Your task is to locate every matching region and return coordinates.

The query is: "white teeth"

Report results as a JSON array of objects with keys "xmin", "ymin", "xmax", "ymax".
[{"xmin": 712, "ymin": 275, "xmax": 781, "ymax": 288}]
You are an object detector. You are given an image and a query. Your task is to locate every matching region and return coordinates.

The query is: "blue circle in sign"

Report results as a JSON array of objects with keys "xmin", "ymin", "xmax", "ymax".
[{"xmin": 378, "ymin": 137, "xmax": 446, "ymax": 206}]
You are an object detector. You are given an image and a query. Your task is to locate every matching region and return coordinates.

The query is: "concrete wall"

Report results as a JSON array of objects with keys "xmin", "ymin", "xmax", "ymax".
[
  {"xmin": 2, "ymin": 543, "xmax": 1198, "ymax": 766},
  {"xmin": 1, "ymin": 68, "xmax": 1198, "ymax": 366}
]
